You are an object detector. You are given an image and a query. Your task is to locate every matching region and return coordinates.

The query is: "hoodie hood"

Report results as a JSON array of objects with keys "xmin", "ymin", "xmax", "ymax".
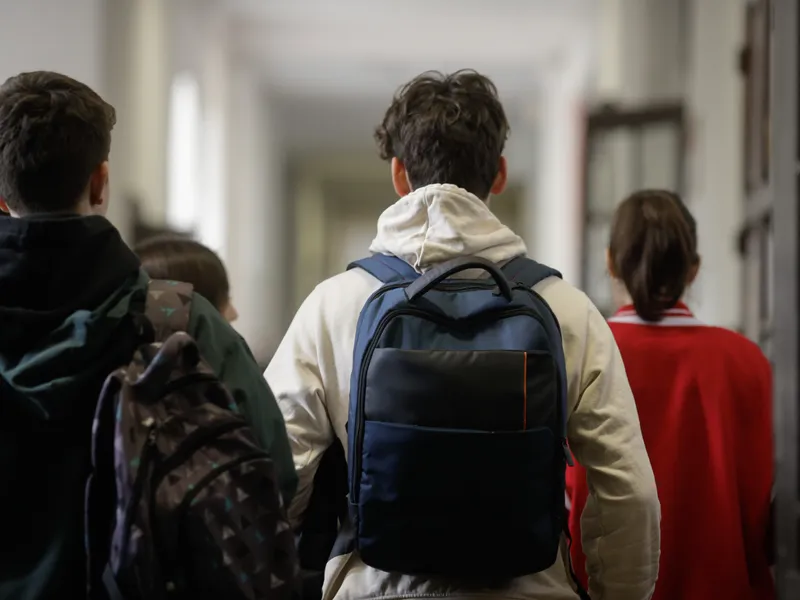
[
  {"xmin": 369, "ymin": 184, "xmax": 527, "ymax": 272},
  {"xmin": 0, "ymin": 215, "xmax": 143, "ymax": 421}
]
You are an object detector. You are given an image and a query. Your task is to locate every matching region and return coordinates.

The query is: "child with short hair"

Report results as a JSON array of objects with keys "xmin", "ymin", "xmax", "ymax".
[{"xmin": 135, "ymin": 235, "xmax": 239, "ymax": 323}]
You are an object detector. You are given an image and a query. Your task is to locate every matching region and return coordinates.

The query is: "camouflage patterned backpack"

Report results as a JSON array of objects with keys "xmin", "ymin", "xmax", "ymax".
[{"xmin": 85, "ymin": 280, "xmax": 298, "ymax": 600}]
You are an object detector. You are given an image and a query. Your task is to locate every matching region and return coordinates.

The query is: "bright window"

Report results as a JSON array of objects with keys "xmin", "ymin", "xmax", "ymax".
[{"xmin": 166, "ymin": 72, "xmax": 201, "ymax": 234}]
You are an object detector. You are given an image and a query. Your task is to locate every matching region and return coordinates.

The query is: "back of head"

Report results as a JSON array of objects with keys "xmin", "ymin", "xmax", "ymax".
[
  {"xmin": 0, "ymin": 71, "xmax": 116, "ymax": 214},
  {"xmin": 135, "ymin": 236, "xmax": 230, "ymax": 311},
  {"xmin": 375, "ymin": 69, "xmax": 509, "ymax": 199},
  {"xmin": 609, "ymin": 190, "xmax": 699, "ymax": 322}
]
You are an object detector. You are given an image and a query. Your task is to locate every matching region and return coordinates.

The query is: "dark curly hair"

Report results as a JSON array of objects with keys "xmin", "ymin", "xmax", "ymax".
[
  {"xmin": 374, "ymin": 70, "xmax": 510, "ymax": 199},
  {"xmin": 0, "ymin": 71, "xmax": 116, "ymax": 213}
]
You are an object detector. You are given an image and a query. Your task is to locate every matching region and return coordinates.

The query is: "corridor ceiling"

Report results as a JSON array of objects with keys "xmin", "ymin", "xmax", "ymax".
[{"xmin": 221, "ymin": 0, "xmax": 598, "ymax": 154}]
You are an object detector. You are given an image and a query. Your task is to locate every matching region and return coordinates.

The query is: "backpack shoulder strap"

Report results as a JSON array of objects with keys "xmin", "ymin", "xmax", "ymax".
[
  {"xmin": 86, "ymin": 372, "xmax": 125, "ymax": 599},
  {"xmin": 347, "ymin": 254, "xmax": 419, "ymax": 285},
  {"xmin": 145, "ymin": 279, "xmax": 194, "ymax": 342},
  {"xmin": 502, "ymin": 256, "xmax": 562, "ymax": 288}
]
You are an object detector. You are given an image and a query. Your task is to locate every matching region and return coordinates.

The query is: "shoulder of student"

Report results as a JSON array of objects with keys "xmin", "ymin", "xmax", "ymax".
[
  {"xmin": 304, "ymin": 268, "xmax": 597, "ymax": 334},
  {"xmin": 186, "ymin": 291, "xmax": 247, "ymax": 367},
  {"xmin": 534, "ymin": 276, "xmax": 598, "ymax": 341},
  {"xmin": 300, "ymin": 268, "xmax": 380, "ymax": 324}
]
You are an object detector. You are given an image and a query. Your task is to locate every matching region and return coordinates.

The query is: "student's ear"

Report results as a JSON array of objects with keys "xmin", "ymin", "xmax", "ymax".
[
  {"xmin": 687, "ymin": 256, "xmax": 701, "ymax": 285},
  {"xmin": 605, "ymin": 248, "xmax": 618, "ymax": 278},
  {"xmin": 222, "ymin": 300, "xmax": 239, "ymax": 324},
  {"xmin": 88, "ymin": 161, "xmax": 110, "ymax": 216},
  {"xmin": 489, "ymin": 156, "xmax": 508, "ymax": 196},
  {"xmin": 0, "ymin": 198, "xmax": 9, "ymax": 214},
  {"xmin": 391, "ymin": 158, "xmax": 412, "ymax": 197}
]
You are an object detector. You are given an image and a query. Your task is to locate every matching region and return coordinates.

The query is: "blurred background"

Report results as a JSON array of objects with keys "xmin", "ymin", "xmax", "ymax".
[
  {"xmin": 0, "ymin": 0, "xmax": 800, "ymax": 598},
  {"xmin": 0, "ymin": 0, "xmax": 758, "ymax": 360},
  {"xmin": 1, "ymin": 0, "xmax": 797, "ymax": 590}
]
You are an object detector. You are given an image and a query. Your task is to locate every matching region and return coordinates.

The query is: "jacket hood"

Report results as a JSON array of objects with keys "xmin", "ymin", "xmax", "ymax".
[
  {"xmin": 369, "ymin": 184, "xmax": 527, "ymax": 272},
  {"xmin": 0, "ymin": 215, "xmax": 143, "ymax": 421}
]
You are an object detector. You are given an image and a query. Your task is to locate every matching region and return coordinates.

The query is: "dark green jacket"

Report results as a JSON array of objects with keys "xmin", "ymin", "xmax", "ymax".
[
  {"xmin": 0, "ymin": 215, "xmax": 296, "ymax": 600},
  {"xmin": 154, "ymin": 270, "xmax": 298, "ymax": 504}
]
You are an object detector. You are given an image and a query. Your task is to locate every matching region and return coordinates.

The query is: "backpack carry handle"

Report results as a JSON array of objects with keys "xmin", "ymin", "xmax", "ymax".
[
  {"xmin": 405, "ymin": 256, "xmax": 514, "ymax": 302},
  {"xmin": 131, "ymin": 332, "xmax": 201, "ymax": 399}
]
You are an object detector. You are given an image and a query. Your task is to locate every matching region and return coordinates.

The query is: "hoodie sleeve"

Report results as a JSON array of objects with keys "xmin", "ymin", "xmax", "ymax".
[
  {"xmin": 566, "ymin": 301, "xmax": 660, "ymax": 600},
  {"xmin": 188, "ymin": 292, "xmax": 298, "ymax": 506},
  {"xmin": 265, "ymin": 285, "xmax": 335, "ymax": 528}
]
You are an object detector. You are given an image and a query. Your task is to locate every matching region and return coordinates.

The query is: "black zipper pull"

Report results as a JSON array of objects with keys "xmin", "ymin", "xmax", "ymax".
[
  {"xmin": 562, "ymin": 440, "xmax": 574, "ymax": 467},
  {"xmin": 143, "ymin": 417, "xmax": 157, "ymax": 445}
]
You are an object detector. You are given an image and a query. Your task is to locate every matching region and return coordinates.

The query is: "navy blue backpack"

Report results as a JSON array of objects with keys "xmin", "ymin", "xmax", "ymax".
[{"xmin": 345, "ymin": 253, "xmax": 579, "ymax": 584}]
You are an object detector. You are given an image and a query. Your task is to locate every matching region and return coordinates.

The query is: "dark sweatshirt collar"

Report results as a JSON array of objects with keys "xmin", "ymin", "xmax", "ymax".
[{"xmin": 0, "ymin": 215, "xmax": 141, "ymax": 352}]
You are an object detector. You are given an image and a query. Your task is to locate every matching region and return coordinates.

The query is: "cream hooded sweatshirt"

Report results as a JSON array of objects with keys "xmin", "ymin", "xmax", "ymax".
[{"xmin": 266, "ymin": 184, "xmax": 660, "ymax": 600}]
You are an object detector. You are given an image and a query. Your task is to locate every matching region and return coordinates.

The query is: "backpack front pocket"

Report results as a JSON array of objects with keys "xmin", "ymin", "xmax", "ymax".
[{"xmin": 357, "ymin": 421, "xmax": 561, "ymax": 580}]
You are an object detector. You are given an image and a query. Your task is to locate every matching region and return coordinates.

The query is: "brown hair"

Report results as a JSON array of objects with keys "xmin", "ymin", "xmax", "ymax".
[
  {"xmin": 0, "ymin": 71, "xmax": 116, "ymax": 213},
  {"xmin": 374, "ymin": 69, "xmax": 510, "ymax": 199},
  {"xmin": 609, "ymin": 189, "xmax": 699, "ymax": 322},
  {"xmin": 135, "ymin": 236, "xmax": 230, "ymax": 311}
]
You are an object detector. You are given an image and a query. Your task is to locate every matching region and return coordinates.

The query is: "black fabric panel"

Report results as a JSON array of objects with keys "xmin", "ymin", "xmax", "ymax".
[
  {"xmin": 364, "ymin": 349, "xmax": 557, "ymax": 431},
  {"xmin": 297, "ymin": 439, "xmax": 348, "ymax": 600},
  {"xmin": 357, "ymin": 422, "xmax": 560, "ymax": 578}
]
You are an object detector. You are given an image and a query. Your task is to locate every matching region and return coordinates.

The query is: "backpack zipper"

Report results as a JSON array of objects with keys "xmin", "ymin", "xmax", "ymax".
[
  {"xmin": 351, "ymin": 305, "xmax": 546, "ymax": 505},
  {"xmin": 118, "ymin": 424, "xmax": 159, "ymax": 570},
  {"xmin": 150, "ymin": 419, "xmax": 248, "ymax": 491},
  {"xmin": 361, "ymin": 279, "xmax": 499, "ymax": 308},
  {"xmin": 162, "ymin": 450, "xmax": 271, "ymax": 593},
  {"xmin": 155, "ymin": 452, "xmax": 270, "ymax": 596},
  {"xmin": 175, "ymin": 450, "xmax": 270, "ymax": 514},
  {"xmin": 147, "ymin": 418, "xmax": 252, "ymax": 590}
]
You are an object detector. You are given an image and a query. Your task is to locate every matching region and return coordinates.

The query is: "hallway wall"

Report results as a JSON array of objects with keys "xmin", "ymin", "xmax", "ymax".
[
  {"xmin": 165, "ymin": 0, "xmax": 290, "ymax": 361},
  {"xmin": 0, "ymin": 0, "xmax": 749, "ymax": 350},
  {"xmin": 592, "ymin": 0, "xmax": 745, "ymax": 328},
  {"xmin": 685, "ymin": 0, "xmax": 745, "ymax": 329}
]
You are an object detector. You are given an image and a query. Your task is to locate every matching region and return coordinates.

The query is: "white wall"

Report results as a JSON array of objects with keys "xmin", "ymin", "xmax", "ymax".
[
  {"xmin": 226, "ymin": 70, "xmax": 288, "ymax": 360},
  {"xmin": 596, "ymin": 0, "xmax": 685, "ymax": 103},
  {"xmin": 590, "ymin": 0, "xmax": 743, "ymax": 327},
  {"xmin": 167, "ymin": 0, "xmax": 224, "ymax": 247},
  {"xmin": 684, "ymin": 0, "xmax": 744, "ymax": 329},
  {"xmin": 104, "ymin": 0, "xmax": 171, "ymax": 239},
  {"xmin": 125, "ymin": 0, "xmax": 170, "ymax": 227},
  {"xmin": 0, "ymin": 0, "xmax": 104, "ymax": 87},
  {"xmin": 165, "ymin": 0, "xmax": 289, "ymax": 360},
  {"xmin": 196, "ymin": 10, "xmax": 230, "ymax": 258},
  {"xmin": 526, "ymin": 77, "xmax": 584, "ymax": 285},
  {"xmin": 0, "ymin": 0, "xmax": 172, "ymax": 242},
  {"xmin": 0, "ymin": 0, "xmax": 110, "ymax": 216},
  {"xmin": 523, "ymin": 52, "xmax": 590, "ymax": 286}
]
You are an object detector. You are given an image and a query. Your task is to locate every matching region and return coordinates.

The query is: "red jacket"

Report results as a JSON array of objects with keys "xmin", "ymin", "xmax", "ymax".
[{"xmin": 566, "ymin": 303, "xmax": 774, "ymax": 600}]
